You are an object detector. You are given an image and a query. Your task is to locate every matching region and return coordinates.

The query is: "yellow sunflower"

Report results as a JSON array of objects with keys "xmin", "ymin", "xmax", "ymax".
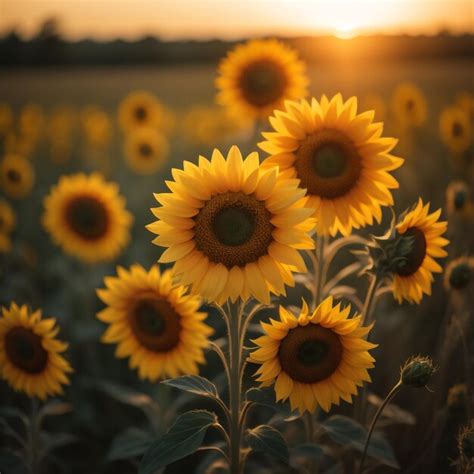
[
  {"xmin": 392, "ymin": 199, "xmax": 449, "ymax": 304},
  {"xmin": 147, "ymin": 145, "xmax": 316, "ymax": 304},
  {"xmin": 0, "ymin": 233, "xmax": 12, "ymax": 253},
  {"xmin": 439, "ymin": 106, "xmax": 471, "ymax": 154},
  {"xmin": 216, "ymin": 39, "xmax": 308, "ymax": 121},
  {"xmin": 0, "ymin": 302, "xmax": 72, "ymax": 400},
  {"xmin": 0, "ymin": 154, "xmax": 35, "ymax": 199},
  {"xmin": 259, "ymin": 94, "xmax": 404, "ymax": 236},
  {"xmin": 456, "ymin": 92, "xmax": 474, "ymax": 122},
  {"xmin": 0, "ymin": 198, "xmax": 16, "ymax": 235},
  {"xmin": 81, "ymin": 106, "xmax": 112, "ymax": 149},
  {"xmin": 124, "ymin": 127, "xmax": 169, "ymax": 174},
  {"xmin": 391, "ymin": 82, "xmax": 427, "ymax": 127},
  {"xmin": 249, "ymin": 296, "xmax": 376, "ymax": 414},
  {"xmin": 0, "ymin": 102, "xmax": 13, "ymax": 136},
  {"xmin": 444, "ymin": 256, "xmax": 474, "ymax": 291},
  {"xmin": 97, "ymin": 265, "xmax": 213, "ymax": 381},
  {"xmin": 42, "ymin": 173, "xmax": 133, "ymax": 263},
  {"xmin": 446, "ymin": 180, "xmax": 473, "ymax": 218}
]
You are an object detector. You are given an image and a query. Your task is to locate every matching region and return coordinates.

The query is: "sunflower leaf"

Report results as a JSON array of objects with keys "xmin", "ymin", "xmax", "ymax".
[
  {"xmin": 38, "ymin": 401, "xmax": 72, "ymax": 421},
  {"xmin": 106, "ymin": 427, "xmax": 153, "ymax": 462},
  {"xmin": 139, "ymin": 410, "xmax": 217, "ymax": 473},
  {"xmin": 245, "ymin": 386, "xmax": 297, "ymax": 416},
  {"xmin": 320, "ymin": 415, "xmax": 399, "ymax": 469},
  {"xmin": 162, "ymin": 375, "xmax": 219, "ymax": 399},
  {"xmin": 246, "ymin": 424, "xmax": 289, "ymax": 464}
]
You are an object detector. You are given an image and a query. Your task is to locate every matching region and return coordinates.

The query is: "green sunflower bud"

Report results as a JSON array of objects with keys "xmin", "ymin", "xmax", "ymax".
[
  {"xmin": 458, "ymin": 422, "xmax": 474, "ymax": 459},
  {"xmin": 400, "ymin": 356, "xmax": 435, "ymax": 388}
]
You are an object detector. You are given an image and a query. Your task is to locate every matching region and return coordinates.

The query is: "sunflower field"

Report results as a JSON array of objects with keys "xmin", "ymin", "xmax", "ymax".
[{"xmin": 0, "ymin": 35, "xmax": 473, "ymax": 474}]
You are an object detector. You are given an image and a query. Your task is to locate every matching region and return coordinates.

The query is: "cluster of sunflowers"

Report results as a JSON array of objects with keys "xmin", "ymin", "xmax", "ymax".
[{"xmin": 0, "ymin": 38, "xmax": 473, "ymax": 474}]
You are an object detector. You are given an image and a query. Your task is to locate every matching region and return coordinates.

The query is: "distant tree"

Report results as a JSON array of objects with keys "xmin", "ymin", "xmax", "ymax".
[{"xmin": 34, "ymin": 17, "xmax": 62, "ymax": 43}]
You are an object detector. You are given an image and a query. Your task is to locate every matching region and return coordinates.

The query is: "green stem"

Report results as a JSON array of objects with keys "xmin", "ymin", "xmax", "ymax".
[
  {"xmin": 28, "ymin": 397, "xmax": 40, "ymax": 474},
  {"xmin": 314, "ymin": 236, "xmax": 327, "ymax": 308},
  {"xmin": 357, "ymin": 382, "xmax": 402, "ymax": 474}
]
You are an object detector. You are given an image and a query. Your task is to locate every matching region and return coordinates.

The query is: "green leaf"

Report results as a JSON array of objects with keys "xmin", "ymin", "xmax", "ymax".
[
  {"xmin": 368, "ymin": 394, "xmax": 416, "ymax": 426},
  {"xmin": 0, "ymin": 406, "xmax": 29, "ymax": 427},
  {"xmin": 246, "ymin": 424, "xmax": 289, "ymax": 464},
  {"xmin": 321, "ymin": 415, "xmax": 399, "ymax": 469},
  {"xmin": 95, "ymin": 380, "xmax": 155, "ymax": 409},
  {"xmin": 139, "ymin": 410, "xmax": 217, "ymax": 473},
  {"xmin": 162, "ymin": 375, "xmax": 218, "ymax": 399},
  {"xmin": 291, "ymin": 442, "xmax": 325, "ymax": 461},
  {"xmin": 245, "ymin": 387, "xmax": 296, "ymax": 417},
  {"xmin": 0, "ymin": 449, "xmax": 27, "ymax": 474},
  {"xmin": 107, "ymin": 428, "xmax": 153, "ymax": 462},
  {"xmin": 40, "ymin": 431, "xmax": 77, "ymax": 456},
  {"xmin": 38, "ymin": 401, "xmax": 72, "ymax": 420}
]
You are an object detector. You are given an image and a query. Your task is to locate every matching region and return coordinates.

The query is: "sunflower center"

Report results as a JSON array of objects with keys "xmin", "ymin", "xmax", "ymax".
[
  {"xmin": 134, "ymin": 106, "xmax": 147, "ymax": 122},
  {"xmin": 239, "ymin": 60, "xmax": 287, "ymax": 108},
  {"xmin": 139, "ymin": 142, "xmax": 153, "ymax": 158},
  {"xmin": 449, "ymin": 263, "xmax": 471, "ymax": 289},
  {"xmin": 194, "ymin": 192, "xmax": 274, "ymax": 268},
  {"xmin": 406, "ymin": 99, "xmax": 415, "ymax": 112},
  {"xmin": 396, "ymin": 227, "xmax": 427, "ymax": 276},
  {"xmin": 130, "ymin": 295, "xmax": 181, "ymax": 352},
  {"xmin": 454, "ymin": 190, "xmax": 467, "ymax": 210},
  {"xmin": 452, "ymin": 121, "xmax": 463, "ymax": 137},
  {"xmin": 294, "ymin": 129, "xmax": 362, "ymax": 199},
  {"xmin": 279, "ymin": 324, "xmax": 343, "ymax": 384},
  {"xmin": 66, "ymin": 195, "xmax": 109, "ymax": 240},
  {"xmin": 6, "ymin": 168, "xmax": 21, "ymax": 183},
  {"xmin": 5, "ymin": 326, "xmax": 48, "ymax": 374}
]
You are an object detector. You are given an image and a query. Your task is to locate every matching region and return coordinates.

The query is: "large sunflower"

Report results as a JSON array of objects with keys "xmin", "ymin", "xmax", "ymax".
[
  {"xmin": 392, "ymin": 199, "xmax": 449, "ymax": 304},
  {"xmin": 0, "ymin": 198, "xmax": 16, "ymax": 235},
  {"xmin": 391, "ymin": 82, "xmax": 427, "ymax": 128},
  {"xmin": 42, "ymin": 173, "xmax": 133, "ymax": 263},
  {"xmin": 0, "ymin": 154, "xmax": 35, "ymax": 199},
  {"xmin": 97, "ymin": 265, "xmax": 213, "ymax": 381},
  {"xmin": 259, "ymin": 94, "xmax": 404, "ymax": 236},
  {"xmin": 147, "ymin": 146, "xmax": 315, "ymax": 304},
  {"xmin": 0, "ymin": 303, "xmax": 72, "ymax": 400},
  {"xmin": 439, "ymin": 106, "xmax": 471, "ymax": 154},
  {"xmin": 249, "ymin": 297, "xmax": 376, "ymax": 414},
  {"xmin": 216, "ymin": 39, "xmax": 308, "ymax": 121},
  {"xmin": 124, "ymin": 127, "xmax": 169, "ymax": 175}
]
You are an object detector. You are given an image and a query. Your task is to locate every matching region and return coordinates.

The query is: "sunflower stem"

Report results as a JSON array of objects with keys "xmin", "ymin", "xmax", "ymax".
[
  {"xmin": 28, "ymin": 397, "xmax": 40, "ymax": 474},
  {"xmin": 314, "ymin": 235, "xmax": 327, "ymax": 307},
  {"xmin": 357, "ymin": 381, "xmax": 402, "ymax": 474}
]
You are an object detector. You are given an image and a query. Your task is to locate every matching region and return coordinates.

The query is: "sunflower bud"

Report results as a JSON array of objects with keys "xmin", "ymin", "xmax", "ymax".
[
  {"xmin": 458, "ymin": 422, "xmax": 474, "ymax": 459},
  {"xmin": 400, "ymin": 356, "xmax": 435, "ymax": 388},
  {"xmin": 444, "ymin": 257, "xmax": 474, "ymax": 291}
]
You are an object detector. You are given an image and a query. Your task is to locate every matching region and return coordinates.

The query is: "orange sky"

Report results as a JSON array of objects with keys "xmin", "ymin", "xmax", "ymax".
[{"xmin": 1, "ymin": 0, "xmax": 473, "ymax": 40}]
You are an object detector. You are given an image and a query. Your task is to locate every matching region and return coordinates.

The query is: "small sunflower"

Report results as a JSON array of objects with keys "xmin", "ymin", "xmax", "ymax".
[
  {"xmin": 0, "ymin": 233, "xmax": 12, "ymax": 253},
  {"xmin": 392, "ymin": 199, "xmax": 449, "ymax": 304},
  {"xmin": 81, "ymin": 106, "xmax": 112, "ymax": 148},
  {"xmin": 446, "ymin": 180, "xmax": 473, "ymax": 218},
  {"xmin": 148, "ymin": 145, "xmax": 316, "ymax": 304},
  {"xmin": 216, "ymin": 39, "xmax": 308, "ymax": 121},
  {"xmin": 0, "ymin": 198, "xmax": 16, "ymax": 235},
  {"xmin": 444, "ymin": 256, "xmax": 474, "ymax": 291},
  {"xmin": 97, "ymin": 265, "xmax": 212, "ymax": 381},
  {"xmin": 259, "ymin": 94, "xmax": 404, "ymax": 236},
  {"xmin": 124, "ymin": 127, "xmax": 169, "ymax": 175},
  {"xmin": 439, "ymin": 106, "xmax": 471, "ymax": 154},
  {"xmin": 0, "ymin": 303, "xmax": 72, "ymax": 400},
  {"xmin": 42, "ymin": 173, "xmax": 133, "ymax": 263},
  {"xmin": 0, "ymin": 154, "xmax": 35, "ymax": 199},
  {"xmin": 0, "ymin": 102, "xmax": 13, "ymax": 136},
  {"xmin": 456, "ymin": 92, "xmax": 474, "ymax": 122},
  {"xmin": 249, "ymin": 297, "xmax": 376, "ymax": 414},
  {"xmin": 19, "ymin": 103, "xmax": 45, "ymax": 139},
  {"xmin": 391, "ymin": 82, "xmax": 427, "ymax": 127}
]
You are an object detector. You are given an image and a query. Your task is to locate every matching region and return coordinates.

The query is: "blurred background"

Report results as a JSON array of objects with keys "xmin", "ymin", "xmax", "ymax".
[{"xmin": 0, "ymin": 1, "xmax": 473, "ymax": 473}]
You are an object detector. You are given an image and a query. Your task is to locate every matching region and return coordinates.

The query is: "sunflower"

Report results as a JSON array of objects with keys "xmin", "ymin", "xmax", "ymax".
[
  {"xmin": 259, "ymin": 94, "xmax": 404, "ymax": 236},
  {"xmin": 124, "ymin": 127, "xmax": 169, "ymax": 175},
  {"xmin": 147, "ymin": 145, "xmax": 316, "ymax": 304},
  {"xmin": 392, "ymin": 199, "xmax": 449, "ymax": 304},
  {"xmin": 0, "ymin": 198, "xmax": 16, "ymax": 235},
  {"xmin": 249, "ymin": 297, "xmax": 376, "ymax": 414},
  {"xmin": 446, "ymin": 180, "xmax": 473, "ymax": 218},
  {"xmin": 216, "ymin": 39, "xmax": 308, "ymax": 121},
  {"xmin": 0, "ymin": 154, "xmax": 35, "ymax": 199},
  {"xmin": 42, "ymin": 173, "xmax": 133, "ymax": 263},
  {"xmin": 444, "ymin": 256, "xmax": 474, "ymax": 291},
  {"xmin": 0, "ymin": 302, "xmax": 72, "ymax": 400},
  {"xmin": 391, "ymin": 83, "xmax": 427, "ymax": 128},
  {"xmin": 456, "ymin": 92, "xmax": 474, "ymax": 122},
  {"xmin": 439, "ymin": 106, "xmax": 471, "ymax": 154},
  {"xmin": 0, "ymin": 233, "xmax": 12, "ymax": 253},
  {"xmin": 81, "ymin": 106, "xmax": 112, "ymax": 148},
  {"xmin": 97, "ymin": 265, "xmax": 212, "ymax": 381},
  {"xmin": 0, "ymin": 102, "xmax": 13, "ymax": 136}
]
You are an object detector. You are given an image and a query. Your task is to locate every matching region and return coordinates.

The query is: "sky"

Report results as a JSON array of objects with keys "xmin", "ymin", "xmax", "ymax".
[{"xmin": 1, "ymin": 0, "xmax": 473, "ymax": 40}]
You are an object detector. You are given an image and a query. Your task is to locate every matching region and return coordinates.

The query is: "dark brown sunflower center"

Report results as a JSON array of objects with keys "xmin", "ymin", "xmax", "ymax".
[
  {"xmin": 194, "ymin": 192, "xmax": 274, "ymax": 268},
  {"xmin": 396, "ymin": 227, "xmax": 427, "ymax": 276},
  {"xmin": 454, "ymin": 190, "xmax": 467, "ymax": 210},
  {"xmin": 449, "ymin": 263, "xmax": 471, "ymax": 289},
  {"xmin": 139, "ymin": 142, "xmax": 153, "ymax": 158},
  {"xmin": 66, "ymin": 195, "xmax": 109, "ymax": 240},
  {"xmin": 239, "ymin": 60, "xmax": 287, "ymax": 108},
  {"xmin": 452, "ymin": 121, "xmax": 463, "ymax": 137},
  {"xmin": 294, "ymin": 129, "xmax": 362, "ymax": 199},
  {"xmin": 134, "ymin": 105, "xmax": 147, "ymax": 122},
  {"xmin": 406, "ymin": 99, "xmax": 415, "ymax": 112},
  {"xmin": 6, "ymin": 168, "xmax": 21, "ymax": 183},
  {"xmin": 279, "ymin": 324, "xmax": 343, "ymax": 384},
  {"xmin": 5, "ymin": 326, "xmax": 48, "ymax": 374},
  {"xmin": 129, "ymin": 296, "xmax": 181, "ymax": 352}
]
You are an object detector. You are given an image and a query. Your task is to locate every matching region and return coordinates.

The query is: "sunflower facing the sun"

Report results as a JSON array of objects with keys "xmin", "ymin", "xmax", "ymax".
[
  {"xmin": 0, "ymin": 303, "xmax": 72, "ymax": 400},
  {"xmin": 439, "ymin": 106, "xmax": 471, "ymax": 154},
  {"xmin": 391, "ymin": 82, "xmax": 427, "ymax": 128},
  {"xmin": 392, "ymin": 199, "xmax": 449, "ymax": 304},
  {"xmin": 97, "ymin": 265, "xmax": 213, "ymax": 381},
  {"xmin": 148, "ymin": 145, "xmax": 316, "ymax": 304},
  {"xmin": 216, "ymin": 39, "xmax": 308, "ymax": 121},
  {"xmin": 42, "ymin": 173, "xmax": 133, "ymax": 263},
  {"xmin": 249, "ymin": 297, "xmax": 376, "ymax": 414},
  {"xmin": 259, "ymin": 94, "xmax": 404, "ymax": 236}
]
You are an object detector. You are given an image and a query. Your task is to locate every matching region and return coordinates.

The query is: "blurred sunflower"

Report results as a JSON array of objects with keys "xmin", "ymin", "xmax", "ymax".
[
  {"xmin": 446, "ymin": 180, "xmax": 473, "ymax": 218},
  {"xmin": 444, "ymin": 256, "xmax": 474, "ymax": 291},
  {"xmin": 0, "ymin": 233, "xmax": 12, "ymax": 253},
  {"xmin": 148, "ymin": 146, "xmax": 315, "ymax": 304},
  {"xmin": 97, "ymin": 265, "xmax": 212, "ymax": 381},
  {"xmin": 259, "ymin": 94, "xmax": 403, "ymax": 236},
  {"xmin": 81, "ymin": 105, "xmax": 112, "ymax": 149},
  {"xmin": 439, "ymin": 106, "xmax": 471, "ymax": 154},
  {"xmin": 361, "ymin": 93, "xmax": 386, "ymax": 121},
  {"xmin": 42, "ymin": 173, "xmax": 133, "ymax": 263},
  {"xmin": 0, "ymin": 102, "xmax": 13, "ymax": 136},
  {"xmin": 18, "ymin": 103, "xmax": 45, "ymax": 143},
  {"xmin": 392, "ymin": 199, "xmax": 449, "ymax": 304},
  {"xmin": 216, "ymin": 39, "xmax": 308, "ymax": 121},
  {"xmin": 0, "ymin": 302, "xmax": 72, "ymax": 400},
  {"xmin": 456, "ymin": 92, "xmax": 474, "ymax": 122},
  {"xmin": 249, "ymin": 297, "xmax": 376, "ymax": 414},
  {"xmin": 391, "ymin": 82, "xmax": 427, "ymax": 127},
  {"xmin": 0, "ymin": 198, "xmax": 16, "ymax": 235},
  {"xmin": 49, "ymin": 106, "xmax": 77, "ymax": 164},
  {"xmin": 0, "ymin": 154, "xmax": 35, "ymax": 199},
  {"xmin": 124, "ymin": 127, "xmax": 169, "ymax": 174}
]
